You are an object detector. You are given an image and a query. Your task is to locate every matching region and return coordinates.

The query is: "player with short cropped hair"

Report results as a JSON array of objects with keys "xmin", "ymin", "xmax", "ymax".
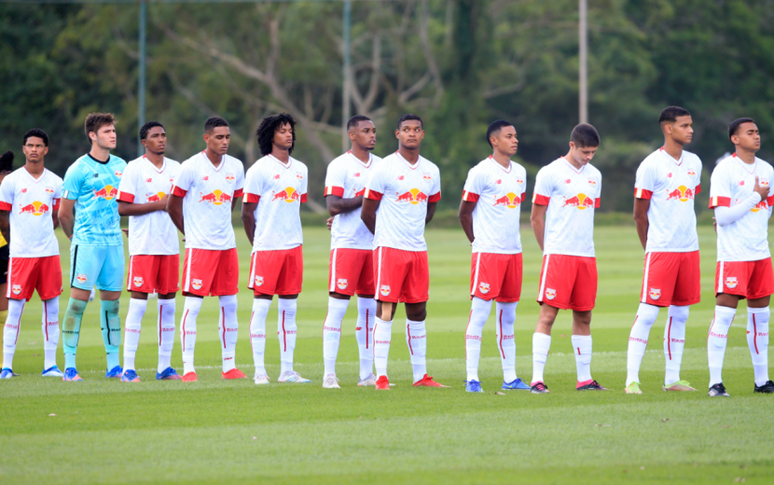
[
  {"xmin": 458, "ymin": 120, "xmax": 529, "ymax": 393},
  {"xmin": 168, "ymin": 116, "xmax": 245, "ymax": 382},
  {"xmin": 242, "ymin": 113, "xmax": 311, "ymax": 385},
  {"xmin": 361, "ymin": 114, "xmax": 447, "ymax": 390},
  {"xmin": 116, "ymin": 121, "xmax": 181, "ymax": 382},
  {"xmin": 706, "ymin": 118, "xmax": 774, "ymax": 397},
  {"xmin": 529, "ymin": 123, "xmax": 606, "ymax": 393},
  {"xmin": 625, "ymin": 106, "xmax": 702, "ymax": 395},
  {"xmin": 0, "ymin": 130, "xmax": 64, "ymax": 379},
  {"xmin": 320, "ymin": 115, "xmax": 381, "ymax": 389},
  {"xmin": 58, "ymin": 113, "xmax": 127, "ymax": 381}
]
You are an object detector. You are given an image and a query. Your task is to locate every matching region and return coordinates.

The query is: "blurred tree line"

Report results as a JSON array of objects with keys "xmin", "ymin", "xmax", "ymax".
[{"xmin": 1, "ymin": 0, "xmax": 773, "ymax": 214}]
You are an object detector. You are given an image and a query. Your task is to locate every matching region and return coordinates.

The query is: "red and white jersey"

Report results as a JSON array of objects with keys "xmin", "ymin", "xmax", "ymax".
[
  {"xmin": 244, "ymin": 154, "xmax": 308, "ymax": 252},
  {"xmin": 532, "ymin": 157, "xmax": 601, "ymax": 257},
  {"xmin": 324, "ymin": 151, "xmax": 381, "ymax": 250},
  {"xmin": 171, "ymin": 151, "xmax": 244, "ymax": 250},
  {"xmin": 709, "ymin": 154, "xmax": 774, "ymax": 262},
  {"xmin": 634, "ymin": 147, "xmax": 702, "ymax": 253},
  {"xmin": 364, "ymin": 151, "xmax": 441, "ymax": 252},
  {"xmin": 0, "ymin": 167, "xmax": 62, "ymax": 258},
  {"xmin": 117, "ymin": 156, "xmax": 181, "ymax": 256},
  {"xmin": 461, "ymin": 156, "xmax": 527, "ymax": 254}
]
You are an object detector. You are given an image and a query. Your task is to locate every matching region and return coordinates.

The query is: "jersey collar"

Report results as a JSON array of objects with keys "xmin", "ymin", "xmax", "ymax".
[
  {"xmin": 268, "ymin": 153, "xmax": 292, "ymax": 169},
  {"xmin": 347, "ymin": 150, "xmax": 372, "ymax": 168},
  {"xmin": 488, "ymin": 155, "xmax": 512, "ymax": 173},
  {"xmin": 395, "ymin": 151, "xmax": 420, "ymax": 170},
  {"xmin": 659, "ymin": 146, "xmax": 683, "ymax": 166},
  {"xmin": 22, "ymin": 166, "xmax": 47, "ymax": 183},
  {"xmin": 200, "ymin": 151, "xmax": 225, "ymax": 172},
  {"xmin": 562, "ymin": 156, "xmax": 585, "ymax": 174},
  {"xmin": 732, "ymin": 152, "xmax": 758, "ymax": 174},
  {"xmin": 143, "ymin": 154, "xmax": 167, "ymax": 174}
]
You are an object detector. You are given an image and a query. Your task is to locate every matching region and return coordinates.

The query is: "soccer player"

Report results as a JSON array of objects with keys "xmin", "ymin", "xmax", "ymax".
[
  {"xmin": 59, "ymin": 113, "xmax": 127, "ymax": 382},
  {"xmin": 242, "ymin": 113, "xmax": 310, "ymax": 385},
  {"xmin": 117, "ymin": 121, "xmax": 181, "ymax": 382},
  {"xmin": 707, "ymin": 118, "xmax": 774, "ymax": 396},
  {"xmin": 625, "ymin": 106, "xmax": 702, "ymax": 394},
  {"xmin": 361, "ymin": 113, "xmax": 447, "ymax": 390},
  {"xmin": 459, "ymin": 120, "xmax": 529, "ymax": 393},
  {"xmin": 320, "ymin": 115, "xmax": 381, "ymax": 389},
  {"xmin": 0, "ymin": 130, "xmax": 64, "ymax": 379},
  {"xmin": 168, "ymin": 116, "xmax": 245, "ymax": 382},
  {"xmin": 529, "ymin": 123, "xmax": 605, "ymax": 394}
]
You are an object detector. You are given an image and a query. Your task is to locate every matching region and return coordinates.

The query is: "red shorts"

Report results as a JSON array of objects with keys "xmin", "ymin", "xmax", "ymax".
[
  {"xmin": 6, "ymin": 256, "xmax": 62, "ymax": 301},
  {"xmin": 182, "ymin": 248, "xmax": 239, "ymax": 296},
  {"xmin": 127, "ymin": 254, "xmax": 180, "ymax": 295},
  {"xmin": 374, "ymin": 247, "xmax": 429, "ymax": 304},
  {"xmin": 470, "ymin": 252, "xmax": 522, "ymax": 302},
  {"xmin": 248, "ymin": 246, "xmax": 303, "ymax": 296},
  {"xmin": 716, "ymin": 258, "xmax": 774, "ymax": 300},
  {"xmin": 537, "ymin": 254, "xmax": 597, "ymax": 311},
  {"xmin": 329, "ymin": 248, "xmax": 375, "ymax": 297},
  {"xmin": 641, "ymin": 251, "xmax": 701, "ymax": 307}
]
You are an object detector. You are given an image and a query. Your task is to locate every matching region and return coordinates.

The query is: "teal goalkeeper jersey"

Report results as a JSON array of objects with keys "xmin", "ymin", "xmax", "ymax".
[{"xmin": 63, "ymin": 153, "xmax": 127, "ymax": 246}]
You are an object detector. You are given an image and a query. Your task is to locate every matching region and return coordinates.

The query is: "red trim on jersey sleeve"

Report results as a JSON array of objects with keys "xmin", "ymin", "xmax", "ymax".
[
  {"xmin": 244, "ymin": 193, "xmax": 260, "ymax": 203},
  {"xmin": 594, "ymin": 198, "xmax": 600, "ymax": 208},
  {"xmin": 532, "ymin": 193, "xmax": 551, "ymax": 206},
  {"xmin": 767, "ymin": 195, "xmax": 774, "ymax": 207},
  {"xmin": 172, "ymin": 185, "xmax": 187, "ymax": 197},
  {"xmin": 365, "ymin": 188, "xmax": 383, "ymax": 201},
  {"xmin": 709, "ymin": 196, "xmax": 731, "ymax": 208},
  {"xmin": 634, "ymin": 188, "xmax": 653, "ymax": 199},
  {"xmin": 461, "ymin": 190, "xmax": 479, "ymax": 202},
  {"xmin": 117, "ymin": 191, "xmax": 135, "ymax": 203},
  {"xmin": 521, "ymin": 192, "xmax": 526, "ymax": 204},
  {"xmin": 428, "ymin": 192, "xmax": 441, "ymax": 203},
  {"xmin": 300, "ymin": 193, "xmax": 307, "ymax": 203},
  {"xmin": 694, "ymin": 184, "xmax": 701, "ymax": 194},
  {"xmin": 0, "ymin": 201, "xmax": 11, "ymax": 211},
  {"xmin": 324, "ymin": 186, "xmax": 344, "ymax": 197},
  {"xmin": 53, "ymin": 198, "xmax": 60, "ymax": 212},
  {"xmin": 234, "ymin": 188, "xmax": 243, "ymax": 198}
]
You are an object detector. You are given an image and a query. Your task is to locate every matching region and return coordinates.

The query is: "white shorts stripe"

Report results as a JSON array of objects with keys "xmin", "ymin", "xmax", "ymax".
[
  {"xmin": 248, "ymin": 252, "xmax": 257, "ymax": 290},
  {"xmin": 183, "ymin": 249, "xmax": 192, "ymax": 293},
  {"xmin": 537, "ymin": 254, "xmax": 550, "ymax": 302},
  {"xmin": 717, "ymin": 261, "xmax": 724, "ymax": 294},
  {"xmin": 329, "ymin": 248, "xmax": 338, "ymax": 293},
  {"xmin": 471, "ymin": 253, "xmax": 481, "ymax": 296},
  {"xmin": 5, "ymin": 258, "xmax": 12, "ymax": 299},
  {"xmin": 641, "ymin": 253, "xmax": 652, "ymax": 302},
  {"xmin": 127, "ymin": 256, "xmax": 134, "ymax": 289},
  {"xmin": 375, "ymin": 247, "xmax": 383, "ymax": 293}
]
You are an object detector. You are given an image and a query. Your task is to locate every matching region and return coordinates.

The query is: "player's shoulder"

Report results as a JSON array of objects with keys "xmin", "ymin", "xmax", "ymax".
[
  {"xmin": 290, "ymin": 156, "xmax": 308, "ymax": 172},
  {"xmin": 681, "ymin": 150, "xmax": 702, "ymax": 167},
  {"xmin": 711, "ymin": 155, "xmax": 735, "ymax": 174},
  {"xmin": 44, "ymin": 168, "xmax": 64, "ymax": 185},
  {"xmin": 756, "ymin": 156, "xmax": 774, "ymax": 174},
  {"xmin": 109, "ymin": 154, "xmax": 127, "ymax": 167},
  {"xmin": 246, "ymin": 155, "xmax": 270, "ymax": 175},
  {"xmin": 328, "ymin": 152, "xmax": 350, "ymax": 168},
  {"xmin": 511, "ymin": 160, "xmax": 527, "ymax": 178},
  {"xmin": 585, "ymin": 163, "xmax": 602, "ymax": 179},
  {"xmin": 419, "ymin": 155, "xmax": 440, "ymax": 173},
  {"xmin": 180, "ymin": 152, "xmax": 202, "ymax": 167},
  {"xmin": 164, "ymin": 156, "xmax": 181, "ymax": 167},
  {"xmin": 536, "ymin": 157, "xmax": 562, "ymax": 176},
  {"xmin": 371, "ymin": 153, "xmax": 383, "ymax": 164},
  {"xmin": 639, "ymin": 148, "xmax": 664, "ymax": 167},
  {"xmin": 223, "ymin": 154, "xmax": 244, "ymax": 171}
]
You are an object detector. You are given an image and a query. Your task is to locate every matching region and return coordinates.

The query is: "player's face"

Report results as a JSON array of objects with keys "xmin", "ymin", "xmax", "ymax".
[
  {"xmin": 668, "ymin": 115, "xmax": 693, "ymax": 145},
  {"xmin": 22, "ymin": 136, "xmax": 49, "ymax": 163},
  {"xmin": 568, "ymin": 142, "xmax": 598, "ymax": 165},
  {"xmin": 272, "ymin": 123, "xmax": 294, "ymax": 151},
  {"xmin": 492, "ymin": 126, "xmax": 518, "ymax": 156},
  {"xmin": 732, "ymin": 122, "xmax": 760, "ymax": 152},
  {"xmin": 204, "ymin": 126, "xmax": 231, "ymax": 155},
  {"xmin": 143, "ymin": 126, "xmax": 166, "ymax": 155},
  {"xmin": 91, "ymin": 124, "xmax": 117, "ymax": 150},
  {"xmin": 395, "ymin": 120, "xmax": 424, "ymax": 149},
  {"xmin": 349, "ymin": 121, "xmax": 376, "ymax": 151}
]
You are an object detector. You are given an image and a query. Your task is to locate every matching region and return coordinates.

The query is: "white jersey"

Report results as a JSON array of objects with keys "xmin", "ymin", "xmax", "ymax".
[
  {"xmin": 0, "ymin": 167, "xmax": 62, "ymax": 258},
  {"xmin": 364, "ymin": 151, "xmax": 441, "ymax": 252},
  {"xmin": 462, "ymin": 156, "xmax": 527, "ymax": 254},
  {"xmin": 634, "ymin": 147, "xmax": 702, "ymax": 253},
  {"xmin": 532, "ymin": 157, "xmax": 601, "ymax": 258},
  {"xmin": 244, "ymin": 154, "xmax": 308, "ymax": 252},
  {"xmin": 709, "ymin": 154, "xmax": 774, "ymax": 262},
  {"xmin": 117, "ymin": 156, "xmax": 181, "ymax": 256},
  {"xmin": 171, "ymin": 151, "xmax": 244, "ymax": 250},
  {"xmin": 324, "ymin": 151, "xmax": 381, "ymax": 250}
]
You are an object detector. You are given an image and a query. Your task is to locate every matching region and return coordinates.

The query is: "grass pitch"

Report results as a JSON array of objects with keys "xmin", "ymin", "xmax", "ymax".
[{"xmin": 1, "ymin": 224, "xmax": 773, "ymax": 484}]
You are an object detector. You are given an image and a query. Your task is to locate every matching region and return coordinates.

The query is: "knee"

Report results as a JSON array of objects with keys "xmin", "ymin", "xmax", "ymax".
[
  {"xmin": 406, "ymin": 309, "xmax": 427, "ymax": 321},
  {"xmin": 668, "ymin": 305, "xmax": 690, "ymax": 321}
]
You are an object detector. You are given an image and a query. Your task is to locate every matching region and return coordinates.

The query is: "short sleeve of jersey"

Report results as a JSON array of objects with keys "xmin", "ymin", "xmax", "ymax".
[
  {"xmin": 62, "ymin": 162, "xmax": 85, "ymax": 200},
  {"xmin": 0, "ymin": 176, "xmax": 14, "ymax": 210},
  {"xmin": 172, "ymin": 162, "xmax": 195, "ymax": 197},
  {"xmin": 364, "ymin": 165, "xmax": 385, "ymax": 200},
  {"xmin": 429, "ymin": 166, "xmax": 441, "ymax": 202},
  {"xmin": 595, "ymin": 174, "xmax": 602, "ymax": 208},
  {"xmin": 709, "ymin": 164, "xmax": 732, "ymax": 208},
  {"xmin": 234, "ymin": 162, "xmax": 245, "ymax": 198},
  {"xmin": 532, "ymin": 167, "xmax": 553, "ymax": 205},
  {"xmin": 634, "ymin": 161, "xmax": 656, "ymax": 199},
  {"xmin": 300, "ymin": 164, "xmax": 308, "ymax": 203},
  {"xmin": 117, "ymin": 162, "xmax": 138, "ymax": 203},
  {"xmin": 243, "ymin": 164, "xmax": 263, "ymax": 203},
  {"xmin": 461, "ymin": 166, "xmax": 483, "ymax": 202},
  {"xmin": 324, "ymin": 160, "xmax": 347, "ymax": 197}
]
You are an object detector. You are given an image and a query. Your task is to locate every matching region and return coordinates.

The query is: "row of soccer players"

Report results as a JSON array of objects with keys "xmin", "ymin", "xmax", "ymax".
[{"xmin": 0, "ymin": 107, "xmax": 771, "ymax": 398}]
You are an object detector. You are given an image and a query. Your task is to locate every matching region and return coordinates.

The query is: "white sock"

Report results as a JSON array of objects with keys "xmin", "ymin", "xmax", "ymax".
[
  {"xmin": 406, "ymin": 319, "xmax": 427, "ymax": 383},
  {"xmin": 373, "ymin": 317, "xmax": 392, "ymax": 378},
  {"xmin": 2, "ymin": 299, "xmax": 25, "ymax": 370},
  {"xmin": 250, "ymin": 298, "xmax": 271, "ymax": 376},
  {"xmin": 572, "ymin": 335, "xmax": 593, "ymax": 383},
  {"xmin": 356, "ymin": 297, "xmax": 376, "ymax": 379},
  {"xmin": 180, "ymin": 296, "xmax": 202, "ymax": 375},
  {"xmin": 157, "ymin": 299, "xmax": 176, "ymax": 373},
  {"xmin": 41, "ymin": 297, "xmax": 60, "ymax": 370},
  {"xmin": 219, "ymin": 295, "xmax": 238, "ymax": 373},
  {"xmin": 123, "ymin": 298, "xmax": 147, "ymax": 372},
  {"xmin": 747, "ymin": 306, "xmax": 770, "ymax": 386},
  {"xmin": 465, "ymin": 297, "xmax": 491, "ymax": 382},
  {"xmin": 496, "ymin": 301, "xmax": 518, "ymax": 383},
  {"xmin": 626, "ymin": 303, "xmax": 660, "ymax": 385},
  {"xmin": 323, "ymin": 297, "xmax": 349, "ymax": 377},
  {"xmin": 531, "ymin": 332, "xmax": 551, "ymax": 384},
  {"xmin": 664, "ymin": 305, "xmax": 689, "ymax": 385},
  {"xmin": 708, "ymin": 305, "xmax": 735, "ymax": 387},
  {"xmin": 278, "ymin": 298, "xmax": 297, "ymax": 375}
]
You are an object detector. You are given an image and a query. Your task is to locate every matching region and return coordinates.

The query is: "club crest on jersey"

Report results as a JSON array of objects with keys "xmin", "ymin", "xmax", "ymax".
[
  {"xmin": 191, "ymin": 279, "xmax": 203, "ymax": 290},
  {"xmin": 11, "ymin": 285, "xmax": 21, "ymax": 296},
  {"xmin": 562, "ymin": 193, "xmax": 594, "ymax": 209},
  {"xmin": 272, "ymin": 187, "xmax": 300, "ymax": 203},
  {"xmin": 296, "ymin": 173, "xmax": 304, "ymax": 180},
  {"xmin": 665, "ymin": 185, "xmax": 694, "ymax": 202},
  {"xmin": 725, "ymin": 277, "xmax": 738, "ymax": 289},
  {"xmin": 18, "ymin": 201, "xmax": 49, "ymax": 216},
  {"xmin": 762, "ymin": 179, "xmax": 770, "ymax": 187},
  {"xmin": 380, "ymin": 285, "xmax": 391, "ymax": 296},
  {"xmin": 133, "ymin": 276, "xmax": 144, "ymax": 287},
  {"xmin": 395, "ymin": 188, "xmax": 428, "ymax": 205},
  {"xmin": 423, "ymin": 172, "xmax": 432, "ymax": 181},
  {"xmin": 45, "ymin": 186, "xmax": 55, "ymax": 194},
  {"xmin": 337, "ymin": 279, "xmax": 348, "ymax": 290},
  {"xmin": 545, "ymin": 288, "xmax": 557, "ymax": 300},
  {"xmin": 254, "ymin": 276, "xmax": 264, "ymax": 287},
  {"xmin": 199, "ymin": 190, "xmax": 232, "ymax": 205},
  {"xmin": 76, "ymin": 274, "xmax": 87, "ymax": 284},
  {"xmin": 649, "ymin": 288, "xmax": 661, "ymax": 300},
  {"xmin": 114, "ymin": 171, "xmax": 122, "ymax": 178},
  {"xmin": 93, "ymin": 184, "xmax": 118, "ymax": 200},
  {"xmin": 478, "ymin": 282, "xmax": 490, "ymax": 294},
  {"xmin": 588, "ymin": 179, "xmax": 597, "ymax": 186},
  {"xmin": 225, "ymin": 173, "xmax": 235, "ymax": 183},
  {"xmin": 516, "ymin": 179, "xmax": 524, "ymax": 185},
  {"xmin": 687, "ymin": 170, "xmax": 696, "ymax": 177},
  {"xmin": 493, "ymin": 192, "xmax": 521, "ymax": 209}
]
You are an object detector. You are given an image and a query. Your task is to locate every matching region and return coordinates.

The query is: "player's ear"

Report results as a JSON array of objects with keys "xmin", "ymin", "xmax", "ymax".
[
  {"xmin": 394, "ymin": 129, "xmax": 400, "ymax": 139},
  {"xmin": 203, "ymin": 133, "xmax": 209, "ymax": 144}
]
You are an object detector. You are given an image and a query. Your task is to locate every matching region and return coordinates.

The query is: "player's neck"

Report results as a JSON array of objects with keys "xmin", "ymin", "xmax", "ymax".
[
  {"xmin": 89, "ymin": 145, "xmax": 110, "ymax": 162},
  {"xmin": 145, "ymin": 151, "xmax": 164, "ymax": 168},
  {"xmin": 734, "ymin": 147, "xmax": 756, "ymax": 165},
  {"xmin": 398, "ymin": 146, "xmax": 420, "ymax": 165},
  {"xmin": 350, "ymin": 145, "xmax": 370, "ymax": 164},
  {"xmin": 491, "ymin": 151, "xmax": 511, "ymax": 168},
  {"xmin": 662, "ymin": 139, "xmax": 683, "ymax": 161},
  {"xmin": 271, "ymin": 147, "xmax": 290, "ymax": 164},
  {"xmin": 204, "ymin": 148, "xmax": 223, "ymax": 167},
  {"xmin": 23, "ymin": 161, "xmax": 44, "ymax": 178}
]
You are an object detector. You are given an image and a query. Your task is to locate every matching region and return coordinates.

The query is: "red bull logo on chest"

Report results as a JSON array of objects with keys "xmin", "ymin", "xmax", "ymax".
[
  {"xmin": 146, "ymin": 191, "xmax": 165, "ymax": 203},
  {"xmin": 272, "ymin": 187, "xmax": 300, "ymax": 203},
  {"xmin": 751, "ymin": 200, "xmax": 768, "ymax": 213},
  {"xmin": 396, "ymin": 188, "xmax": 427, "ymax": 205},
  {"xmin": 562, "ymin": 193, "xmax": 595, "ymax": 209},
  {"xmin": 199, "ymin": 189, "xmax": 232, "ymax": 205},
  {"xmin": 93, "ymin": 184, "xmax": 118, "ymax": 201},
  {"xmin": 19, "ymin": 201, "xmax": 49, "ymax": 216},
  {"xmin": 493, "ymin": 192, "xmax": 521, "ymax": 209},
  {"xmin": 665, "ymin": 185, "xmax": 694, "ymax": 202}
]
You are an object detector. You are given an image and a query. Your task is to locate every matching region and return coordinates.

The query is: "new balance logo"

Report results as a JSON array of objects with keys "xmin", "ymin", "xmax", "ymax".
[
  {"xmin": 466, "ymin": 335, "xmax": 482, "ymax": 341},
  {"xmin": 126, "ymin": 328, "xmax": 141, "ymax": 334},
  {"xmin": 323, "ymin": 326, "xmax": 341, "ymax": 332},
  {"xmin": 250, "ymin": 333, "xmax": 266, "ymax": 338},
  {"xmin": 708, "ymin": 331, "xmax": 727, "ymax": 339}
]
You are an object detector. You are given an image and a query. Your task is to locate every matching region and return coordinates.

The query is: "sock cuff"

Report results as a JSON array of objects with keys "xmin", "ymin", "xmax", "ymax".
[
  {"xmin": 571, "ymin": 334, "xmax": 592, "ymax": 343},
  {"xmin": 406, "ymin": 319, "xmax": 425, "ymax": 330},
  {"xmin": 100, "ymin": 299, "xmax": 120, "ymax": 312},
  {"xmin": 158, "ymin": 298, "xmax": 176, "ymax": 310},
  {"xmin": 252, "ymin": 297, "xmax": 272, "ymax": 311},
  {"xmin": 357, "ymin": 296, "xmax": 377, "ymax": 308},
  {"xmin": 494, "ymin": 300, "xmax": 518, "ymax": 312},
  {"xmin": 218, "ymin": 294, "xmax": 238, "ymax": 306},
  {"xmin": 714, "ymin": 305, "xmax": 737, "ymax": 318},
  {"xmin": 277, "ymin": 298, "xmax": 297, "ymax": 312},
  {"xmin": 184, "ymin": 296, "xmax": 204, "ymax": 312},
  {"xmin": 471, "ymin": 296, "xmax": 493, "ymax": 312},
  {"xmin": 748, "ymin": 306, "xmax": 770, "ymax": 315},
  {"xmin": 328, "ymin": 296, "xmax": 350, "ymax": 311},
  {"xmin": 129, "ymin": 298, "xmax": 148, "ymax": 309},
  {"xmin": 533, "ymin": 332, "xmax": 551, "ymax": 343},
  {"xmin": 636, "ymin": 302, "xmax": 660, "ymax": 321},
  {"xmin": 667, "ymin": 304, "xmax": 690, "ymax": 320},
  {"xmin": 375, "ymin": 316, "xmax": 392, "ymax": 325}
]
